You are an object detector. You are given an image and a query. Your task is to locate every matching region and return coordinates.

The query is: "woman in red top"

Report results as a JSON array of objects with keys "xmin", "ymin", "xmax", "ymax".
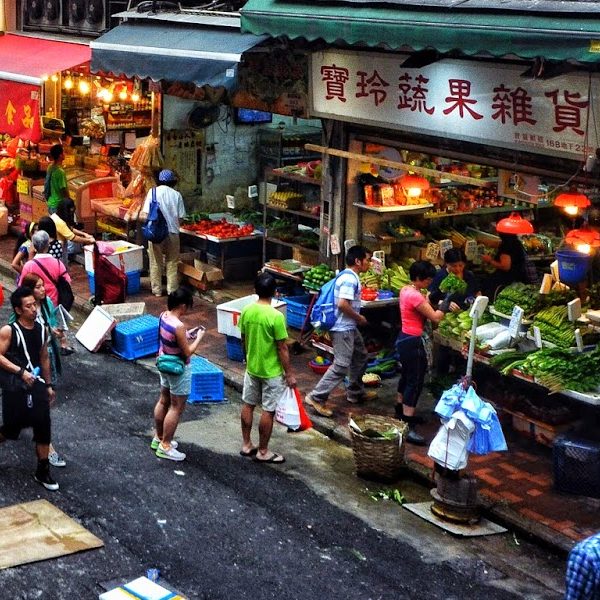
[{"xmin": 396, "ymin": 261, "xmax": 447, "ymax": 445}]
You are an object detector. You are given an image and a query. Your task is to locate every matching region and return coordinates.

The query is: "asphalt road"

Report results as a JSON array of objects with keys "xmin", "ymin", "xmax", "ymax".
[{"xmin": 0, "ymin": 302, "xmax": 566, "ymax": 599}]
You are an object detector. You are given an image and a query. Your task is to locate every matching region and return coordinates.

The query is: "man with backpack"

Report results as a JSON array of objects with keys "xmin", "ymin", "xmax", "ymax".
[
  {"xmin": 305, "ymin": 245, "xmax": 376, "ymax": 417},
  {"xmin": 141, "ymin": 169, "xmax": 186, "ymax": 297}
]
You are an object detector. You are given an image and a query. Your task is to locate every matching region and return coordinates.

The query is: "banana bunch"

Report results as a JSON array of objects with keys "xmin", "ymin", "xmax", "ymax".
[
  {"xmin": 381, "ymin": 263, "xmax": 411, "ymax": 294},
  {"xmin": 360, "ymin": 269, "xmax": 381, "ymax": 290}
]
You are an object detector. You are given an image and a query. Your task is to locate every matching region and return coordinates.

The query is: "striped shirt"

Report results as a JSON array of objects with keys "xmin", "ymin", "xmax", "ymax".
[{"xmin": 158, "ymin": 312, "xmax": 188, "ymax": 364}]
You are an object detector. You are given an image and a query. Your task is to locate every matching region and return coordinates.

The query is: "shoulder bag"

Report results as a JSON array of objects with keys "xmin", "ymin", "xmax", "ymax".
[
  {"xmin": 33, "ymin": 258, "xmax": 75, "ymax": 311},
  {"xmin": 156, "ymin": 314, "xmax": 185, "ymax": 375}
]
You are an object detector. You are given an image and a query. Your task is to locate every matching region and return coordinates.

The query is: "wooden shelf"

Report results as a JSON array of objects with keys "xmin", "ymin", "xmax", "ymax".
[
  {"xmin": 266, "ymin": 204, "xmax": 319, "ymax": 220},
  {"xmin": 353, "ymin": 202, "xmax": 433, "ymax": 213},
  {"xmin": 424, "ymin": 205, "xmax": 533, "ymax": 220},
  {"xmin": 266, "ymin": 237, "xmax": 318, "ymax": 253},
  {"xmin": 267, "ymin": 168, "xmax": 322, "ymax": 186}
]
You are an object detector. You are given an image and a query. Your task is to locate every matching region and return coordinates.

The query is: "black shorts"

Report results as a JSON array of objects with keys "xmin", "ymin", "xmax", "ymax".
[{"xmin": 0, "ymin": 383, "xmax": 51, "ymax": 445}]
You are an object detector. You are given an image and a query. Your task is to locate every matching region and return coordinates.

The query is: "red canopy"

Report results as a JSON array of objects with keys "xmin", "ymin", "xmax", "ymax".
[{"xmin": 0, "ymin": 33, "xmax": 90, "ymax": 85}]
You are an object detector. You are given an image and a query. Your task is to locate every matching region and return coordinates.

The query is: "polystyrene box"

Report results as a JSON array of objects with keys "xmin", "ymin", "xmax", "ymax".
[
  {"xmin": 188, "ymin": 356, "xmax": 225, "ymax": 402},
  {"xmin": 112, "ymin": 315, "xmax": 160, "ymax": 360},
  {"xmin": 216, "ymin": 294, "xmax": 286, "ymax": 339},
  {"xmin": 84, "ymin": 241, "xmax": 144, "ymax": 274}
]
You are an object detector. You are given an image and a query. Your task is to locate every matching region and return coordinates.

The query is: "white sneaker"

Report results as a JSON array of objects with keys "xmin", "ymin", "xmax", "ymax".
[
  {"xmin": 156, "ymin": 443, "xmax": 186, "ymax": 462},
  {"xmin": 150, "ymin": 437, "xmax": 178, "ymax": 451},
  {"xmin": 49, "ymin": 450, "xmax": 67, "ymax": 468}
]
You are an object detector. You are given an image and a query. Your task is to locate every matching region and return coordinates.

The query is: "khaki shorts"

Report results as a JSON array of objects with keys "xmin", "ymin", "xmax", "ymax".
[{"xmin": 242, "ymin": 372, "xmax": 286, "ymax": 413}]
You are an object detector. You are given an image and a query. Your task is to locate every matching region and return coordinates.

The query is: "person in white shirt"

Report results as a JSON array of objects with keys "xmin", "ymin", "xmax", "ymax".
[{"xmin": 141, "ymin": 170, "xmax": 186, "ymax": 297}]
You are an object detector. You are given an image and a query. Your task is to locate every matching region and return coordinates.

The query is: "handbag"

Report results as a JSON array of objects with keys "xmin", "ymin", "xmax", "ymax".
[
  {"xmin": 156, "ymin": 354, "xmax": 186, "ymax": 375},
  {"xmin": 33, "ymin": 259, "xmax": 75, "ymax": 311}
]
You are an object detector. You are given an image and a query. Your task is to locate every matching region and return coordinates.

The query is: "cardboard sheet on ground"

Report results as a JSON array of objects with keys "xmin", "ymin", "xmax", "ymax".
[
  {"xmin": 0, "ymin": 499, "xmax": 103, "ymax": 569},
  {"xmin": 403, "ymin": 502, "xmax": 507, "ymax": 537}
]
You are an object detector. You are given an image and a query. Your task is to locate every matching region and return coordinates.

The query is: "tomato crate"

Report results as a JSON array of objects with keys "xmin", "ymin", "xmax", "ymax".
[
  {"xmin": 284, "ymin": 295, "xmax": 312, "ymax": 329},
  {"xmin": 112, "ymin": 315, "xmax": 160, "ymax": 360},
  {"xmin": 188, "ymin": 356, "xmax": 225, "ymax": 403}
]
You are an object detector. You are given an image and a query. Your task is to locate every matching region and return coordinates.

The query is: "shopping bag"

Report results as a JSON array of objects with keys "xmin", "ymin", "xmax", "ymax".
[
  {"xmin": 275, "ymin": 386, "xmax": 301, "ymax": 431},
  {"xmin": 295, "ymin": 387, "xmax": 313, "ymax": 431}
]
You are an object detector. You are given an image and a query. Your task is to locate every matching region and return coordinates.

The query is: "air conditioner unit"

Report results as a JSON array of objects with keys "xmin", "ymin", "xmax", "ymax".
[
  {"xmin": 22, "ymin": 0, "xmax": 63, "ymax": 28},
  {"xmin": 67, "ymin": 0, "xmax": 108, "ymax": 35}
]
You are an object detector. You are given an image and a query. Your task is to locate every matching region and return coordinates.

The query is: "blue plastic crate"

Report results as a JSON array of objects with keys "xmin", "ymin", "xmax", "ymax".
[
  {"xmin": 226, "ymin": 335, "xmax": 244, "ymax": 362},
  {"xmin": 285, "ymin": 295, "xmax": 312, "ymax": 329},
  {"xmin": 188, "ymin": 356, "xmax": 225, "ymax": 403},
  {"xmin": 87, "ymin": 270, "xmax": 141, "ymax": 295},
  {"xmin": 112, "ymin": 314, "xmax": 160, "ymax": 360}
]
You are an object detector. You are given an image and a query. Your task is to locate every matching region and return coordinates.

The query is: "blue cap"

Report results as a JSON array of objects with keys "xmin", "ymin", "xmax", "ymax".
[{"xmin": 158, "ymin": 169, "xmax": 176, "ymax": 183}]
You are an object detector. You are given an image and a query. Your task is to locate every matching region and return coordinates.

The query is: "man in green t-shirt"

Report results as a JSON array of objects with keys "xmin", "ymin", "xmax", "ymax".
[
  {"xmin": 46, "ymin": 145, "xmax": 69, "ymax": 214},
  {"xmin": 238, "ymin": 273, "xmax": 296, "ymax": 464}
]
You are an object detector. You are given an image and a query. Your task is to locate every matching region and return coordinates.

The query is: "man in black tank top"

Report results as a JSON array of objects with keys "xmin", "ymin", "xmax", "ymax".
[{"xmin": 0, "ymin": 286, "xmax": 58, "ymax": 491}]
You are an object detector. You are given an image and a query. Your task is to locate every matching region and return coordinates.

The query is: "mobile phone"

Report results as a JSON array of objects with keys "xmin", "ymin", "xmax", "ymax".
[{"xmin": 187, "ymin": 326, "xmax": 205, "ymax": 339}]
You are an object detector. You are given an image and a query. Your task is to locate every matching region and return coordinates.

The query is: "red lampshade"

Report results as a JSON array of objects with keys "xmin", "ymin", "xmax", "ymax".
[
  {"xmin": 554, "ymin": 192, "xmax": 591, "ymax": 209},
  {"xmin": 565, "ymin": 227, "xmax": 600, "ymax": 248},
  {"xmin": 399, "ymin": 173, "xmax": 430, "ymax": 194},
  {"xmin": 496, "ymin": 212, "xmax": 534, "ymax": 235}
]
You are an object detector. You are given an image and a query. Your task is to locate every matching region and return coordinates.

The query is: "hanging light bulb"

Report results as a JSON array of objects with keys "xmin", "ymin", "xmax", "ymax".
[
  {"xmin": 554, "ymin": 191, "xmax": 590, "ymax": 216},
  {"xmin": 64, "ymin": 76, "xmax": 73, "ymax": 90},
  {"xmin": 79, "ymin": 79, "xmax": 90, "ymax": 95},
  {"xmin": 131, "ymin": 91, "xmax": 140, "ymax": 102},
  {"xmin": 118, "ymin": 86, "xmax": 128, "ymax": 101},
  {"xmin": 565, "ymin": 205, "xmax": 580, "ymax": 216},
  {"xmin": 576, "ymin": 243, "xmax": 592, "ymax": 255},
  {"xmin": 51, "ymin": 74, "xmax": 58, "ymax": 83},
  {"xmin": 399, "ymin": 173, "xmax": 430, "ymax": 198},
  {"xmin": 41, "ymin": 74, "xmax": 49, "ymax": 82}
]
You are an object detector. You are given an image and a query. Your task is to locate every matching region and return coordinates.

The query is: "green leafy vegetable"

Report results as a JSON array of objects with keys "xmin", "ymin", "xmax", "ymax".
[{"xmin": 439, "ymin": 273, "xmax": 468, "ymax": 295}]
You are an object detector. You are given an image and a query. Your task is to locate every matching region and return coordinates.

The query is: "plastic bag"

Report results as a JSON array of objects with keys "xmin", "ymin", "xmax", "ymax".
[{"xmin": 275, "ymin": 387, "xmax": 301, "ymax": 431}]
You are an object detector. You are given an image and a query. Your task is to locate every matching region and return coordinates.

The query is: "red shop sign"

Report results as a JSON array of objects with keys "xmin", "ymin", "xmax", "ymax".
[{"xmin": 0, "ymin": 81, "xmax": 41, "ymax": 141}]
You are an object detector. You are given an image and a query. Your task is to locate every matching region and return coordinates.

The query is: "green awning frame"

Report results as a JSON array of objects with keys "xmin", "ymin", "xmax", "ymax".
[{"xmin": 241, "ymin": 0, "xmax": 600, "ymax": 63}]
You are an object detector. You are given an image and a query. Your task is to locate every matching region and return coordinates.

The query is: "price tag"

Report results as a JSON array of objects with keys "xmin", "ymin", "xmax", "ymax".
[
  {"xmin": 533, "ymin": 325, "xmax": 543, "ymax": 348},
  {"xmin": 438, "ymin": 239, "xmax": 453, "ymax": 259},
  {"xmin": 567, "ymin": 298, "xmax": 582, "ymax": 322},
  {"xmin": 465, "ymin": 239, "xmax": 477, "ymax": 261},
  {"xmin": 575, "ymin": 328, "xmax": 584, "ymax": 352},
  {"xmin": 508, "ymin": 305, "xmax": 524, "ymax": 339},
  {"xmin": 16, "ymin": 178, "xmax": 29, "ymax": 195},
  {"xmin": 330, "ymin": 234, "xmax": 341, "ymax": 255},
  {"xmin": 425, "ymin": 242, "xmax": 439, "ymax": 261}
]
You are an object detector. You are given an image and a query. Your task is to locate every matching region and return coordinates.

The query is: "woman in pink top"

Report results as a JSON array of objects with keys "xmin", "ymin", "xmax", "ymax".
[
  {"xmin": 20, "ymin": 231, "xmax": 71, "ymax": 308},
  {"xmin": 396, "ymin": 261, "xmax": 447, "ymax": 445}
]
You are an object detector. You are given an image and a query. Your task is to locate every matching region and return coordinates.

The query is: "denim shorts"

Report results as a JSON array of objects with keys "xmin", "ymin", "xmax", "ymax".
[{"xmin": 159, "ymin": 363, "xmax": 192, "ymax": 396}]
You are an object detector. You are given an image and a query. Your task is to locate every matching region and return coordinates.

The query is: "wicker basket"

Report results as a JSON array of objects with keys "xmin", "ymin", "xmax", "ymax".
[{"xmin": 349, "ymin": 414, "xmax": 408, "ymax": 482}]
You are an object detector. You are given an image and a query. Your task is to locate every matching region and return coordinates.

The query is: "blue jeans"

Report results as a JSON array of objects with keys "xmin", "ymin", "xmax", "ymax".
[{"xmin": 395, "ymin": 333, "xmax": 427, "ymax": 408}]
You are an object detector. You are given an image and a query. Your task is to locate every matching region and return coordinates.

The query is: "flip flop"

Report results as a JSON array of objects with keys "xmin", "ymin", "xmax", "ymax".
[
  {"xmin": 254, "ymin": 453, "xmax": 285, "ymax": 464},
  {"xmin": 239, "ymin": 448, "xmax": 258, "ymax": 457},
  {"xmin": 60, "ymin": 347, "xmax": 75, "ymax": 356}
]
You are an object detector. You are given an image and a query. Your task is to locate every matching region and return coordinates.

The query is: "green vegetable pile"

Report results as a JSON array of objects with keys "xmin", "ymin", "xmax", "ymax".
[
  {"xmin": 438, "ymin": 310, "xmax": 472, "ymax": 340},
  {"xmin": 530, "ymin": 306, "xmax": 575, "ymax": 348},
  {"xmin": 587, "ymin": 283, "xmax": 600, "ymax": 309},
  {"xmin": 303, "ymin": 263, "xmax": 335, "ymax": 290},
  {"xmin": 439, "ymin": 273, "xmax": 468, "ymax": 295},
  {"xmin": 511, "ymin": 347, "xmax": 600, "ymax": 392},
  {"xmin": 493, "ymin": 283, "xmax": 539, "ymax": 316}
]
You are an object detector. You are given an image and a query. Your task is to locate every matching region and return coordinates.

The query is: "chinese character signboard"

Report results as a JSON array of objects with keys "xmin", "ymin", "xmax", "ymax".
[
  {"xmin": 311, "ymin": 50, "xmax": 599, "ymax": 160},
  {"xmin": 0, "ymin": 81, "xmax": 41, "ymax": 141}
]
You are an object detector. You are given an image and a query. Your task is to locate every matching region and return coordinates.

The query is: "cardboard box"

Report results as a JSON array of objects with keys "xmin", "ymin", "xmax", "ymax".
[
  {"xmin": 178, "ymin": 261, "xmax": 223, "ymax": 291},
  {"xmin": 32, "ymin": 197, "xmax": 48, "ymax": 222},
  {"xmin": 99, "ymin": 576, "xmax": 186, "ymax": 600}
]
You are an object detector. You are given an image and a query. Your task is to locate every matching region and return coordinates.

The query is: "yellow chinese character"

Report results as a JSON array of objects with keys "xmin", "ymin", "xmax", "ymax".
[
  {"xmin": 22, "ymin": 104, "xmax": 34, "ymax": 129},
  {"xmin": 5, "ymin": 100, "xmax": 16, "ymax": 125}
]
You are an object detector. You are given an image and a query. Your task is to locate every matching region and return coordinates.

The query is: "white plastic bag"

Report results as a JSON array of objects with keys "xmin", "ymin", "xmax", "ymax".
[{"xmin": 275, "ymin": 387, "xmax": 301, "ymax": 431}]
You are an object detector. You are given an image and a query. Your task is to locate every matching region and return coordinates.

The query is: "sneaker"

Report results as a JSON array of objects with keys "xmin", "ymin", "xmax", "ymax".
[
  {"xmin": 305, "ymin": 393, "xmax": 333, "ymax": 417},
  {"xmin": 150, "ymin": 437, "xmax": 178, "ymax": 451},
  {"xmin": 34, "ymin": 471, "xmax": 60, "ymax": 491},
  {"xmin": 406, "ymin": 429, "xmax": 426, "ymax": 446},
  {"xmin": 347, "ymin": 390, "xmax": 379, "ymax": 404},
  {"xmin": 156, "ymin": 443, "xmax": 186, "ymax": 461},
  {"xmin": 48, "ymin": 450, "xmax": 67, "ymax": 468}
]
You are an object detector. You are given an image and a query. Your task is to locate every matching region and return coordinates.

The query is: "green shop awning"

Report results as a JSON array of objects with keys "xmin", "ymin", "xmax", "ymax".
[{"xmin": 241, "ymin": 0, "xmax": 600, "ymax": 63}]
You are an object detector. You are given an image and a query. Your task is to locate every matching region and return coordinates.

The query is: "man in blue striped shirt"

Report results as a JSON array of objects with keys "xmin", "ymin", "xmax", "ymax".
[{"xmin": 565, "ymin": 532, "xmax": 600, "ymax": 600}]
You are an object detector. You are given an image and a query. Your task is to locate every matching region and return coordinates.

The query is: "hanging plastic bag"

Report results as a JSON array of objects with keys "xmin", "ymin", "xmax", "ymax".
[
  {"xmin": 295, "ymin": 388, "xmax": 313, "ymax": 431},
  {"xmin": 275, "ymin": 387, "xmax": 301, "ymax": 431}
]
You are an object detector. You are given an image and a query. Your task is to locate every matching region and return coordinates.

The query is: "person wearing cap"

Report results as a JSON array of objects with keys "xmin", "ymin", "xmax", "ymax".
[{"xmin": 141, "ymin": 170, "xmax": 186, "ymax": 297}]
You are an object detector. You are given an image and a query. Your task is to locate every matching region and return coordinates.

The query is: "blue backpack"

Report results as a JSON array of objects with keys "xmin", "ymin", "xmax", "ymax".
[
  {"xmin": 310, "ymin": 269, "xmax": 356, "ymax": 331},
  {"xmin": 142, "ymin": 188, "xmax": 169, "ymax": 244}
]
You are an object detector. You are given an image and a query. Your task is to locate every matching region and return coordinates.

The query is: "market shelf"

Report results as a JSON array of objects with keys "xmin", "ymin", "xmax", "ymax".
[
  {"xmin": 424, "ymin": 205, "xmax": 533, "ymax": 220},
  {"xmin": 268, "ymin": 169, "xmax": 322, "ymax": 186},
  {"xmin": 363, "ymin": 235, "xmax": 423, "ymax": 244},
  {"xmin": 179, "ymin": 230, "xmax": 262, "ymax": 243},
  {"xmin": 266, "ymin": 205, "xmax": 319, "ymax": 220},
  {"xmin": 353, "ymin": 202, "xmax": 433, "ymax": 213}
]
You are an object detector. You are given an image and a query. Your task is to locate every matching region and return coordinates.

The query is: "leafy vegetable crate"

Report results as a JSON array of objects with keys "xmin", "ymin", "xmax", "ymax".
[
  {"xmin": 188, "ymin": 356, "xmax": 225, "ymax": 402},
  {"xmin": 112, "ymin": 315, "xmax": 160, "ymax": 360}
]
